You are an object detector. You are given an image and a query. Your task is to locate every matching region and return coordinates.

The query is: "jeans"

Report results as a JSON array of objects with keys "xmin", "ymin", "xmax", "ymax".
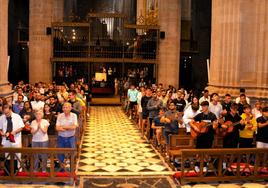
[
  {"xmin": 32, "ymin": 141, "xmax": 49, "ymax": 172},
  {"xmin": 239, "ymin": 137, "xmax": 253, "ymax": 148},
  {"xmin": 57, "ymin": 136, "xmax": 76, "ymax": 163}
]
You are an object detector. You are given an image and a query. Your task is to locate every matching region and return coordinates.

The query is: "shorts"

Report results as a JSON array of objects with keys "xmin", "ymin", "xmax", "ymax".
[
  {"xmin": 129, "ymin": 101, "xmax": 137, "ymax": 109},
  {"xmin": 142, "ymin": 111, "xmax": 149, "ymax": 119}
]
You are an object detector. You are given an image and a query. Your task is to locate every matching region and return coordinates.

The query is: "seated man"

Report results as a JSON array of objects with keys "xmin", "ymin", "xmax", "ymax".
[
  {"xmin": 183, "ymin": 104, "xmax": 200, "ymax": 133},
  {"xmin": 151, "ymin": 107, "xmax": 165, "ymax": 147},
  {"xmin": 161, "ymin": 102, "xmax": 182, "ymax": 145}
]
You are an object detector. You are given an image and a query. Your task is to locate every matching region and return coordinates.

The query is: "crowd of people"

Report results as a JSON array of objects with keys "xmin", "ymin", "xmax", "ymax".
[
  {"xmin": 125, "ymin": 83, "xmax": 268, "ymax": 152},
  {"xmin": 0, "ymin": 80, "xmax": 91, "ymax": 173},
  {"xmin": 0, "ymin": 78, "xmax": 267, "ymax": 173}
]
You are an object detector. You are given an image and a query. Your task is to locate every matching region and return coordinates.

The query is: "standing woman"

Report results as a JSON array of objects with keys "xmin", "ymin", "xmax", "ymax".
[
  {"xmin": 19, "ymin": 101, "xmax": 35, "ymax": 135},
  {"xmin": 43, "ymin": 104, "xmax": 56, "ymax": 135},
  {"xmin": 30, "ymin": 110, "xmax": 50, "ymax": 172}
]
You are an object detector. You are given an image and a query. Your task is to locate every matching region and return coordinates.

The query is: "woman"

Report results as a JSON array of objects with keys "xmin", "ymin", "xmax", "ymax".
[
  {"xmin": 19, "ymin": 101, "xmax": 35, "ymax": 135},
  {"xmin": 184, "ymin": 96, "xmax": 200, "ymax": 111},
  {"xmin": 30, "ymin": 110, "xmax": 50, "ymax": 172},
  {"xmin": 43, "ymin": 103, "xmax": 56, "ymax": 135}
]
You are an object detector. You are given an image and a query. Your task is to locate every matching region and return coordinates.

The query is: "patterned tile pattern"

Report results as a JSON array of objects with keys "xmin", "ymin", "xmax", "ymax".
[
  {"xmin": 80, "ymin": 176, "xmax": 177, "ymax": 188},
  {"xmin": 77, "ymin": 106, "xmax": 172, "ymax": 176}
]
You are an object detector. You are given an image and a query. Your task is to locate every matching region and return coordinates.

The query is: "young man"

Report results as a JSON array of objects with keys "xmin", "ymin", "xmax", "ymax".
[
  {"xmin": 209, "ymin": 93, "xmax": 223, "ymax": 119},
  {"xmin": 222, "ymin": 103, "xmax": 244, "ymax": 148},
  {"xmin": 12, "ymin": 94, "xmax": 24, "ymax": 114},
  {"xmin": 31, "ymin": 92, "xmax": 45, "ymax": 112},
  {"xmin": 235, "ymin": 88, "xmax": 250, "ymax": 104},
  {"xmin": 239, "ymin": 104, "xmax": 257, "ymax": 148},
  {"xmin": 256, "ymin": 106, "xmax": 268, "ymax": 148},
  {"xmin": 151, "ymin": 108, "xmax": 165, "ymax": 147},
  {"xmin": 147, "ymin": 91, "xmax": 163, "ymax": 139},
  {"xmin": 0, "ymin": 103, "xmax": 24, "ymax": 174},
  {"xmin": 221, "ymin": 94, "xmax": 232, "ymax": 114},
  {"xmin": 127, "ymin": 84, "xmax": 138, "ymax": 119},
  {"xmin": 237, "ymin": 94, "xmax": 249, "ymax": 115},
  {"xmin": 172, "ymin": 90, "xmax": 187, "ymax": 113},
  {"xmin": 199, "ymin": 89, "xmax": 210, "ymax": 104},
  {"xmin": 183, "ymin": 104, "xmax": 200, "ymax": 134},
  {"xmin": 190, "ymin": 101, "xmax": 218, "ymax": 149},
  {"xmin": 141, "ymin": 88, "xmax": 152, "ymax": 136},
  {"xmin": 68, "ymin": 90, "xmax": 82, "ymax": 116},
  {"xmin": 161, "ymin": 102, "xmax": 182, "ymax": 145}
]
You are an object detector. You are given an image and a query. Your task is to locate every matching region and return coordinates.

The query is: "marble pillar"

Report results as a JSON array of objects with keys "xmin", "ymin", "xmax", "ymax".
[
  {"xmin": 53, "ymin": 0, "xmax": 64, "ymax": 22},
  {"xmin": 136, "ymin": 0, "xmax": 146, "ymax": 36},
  {"xmin": 207, "ymin": 0, "xmax": 268, "ymax": 98},
  {"xmin": 137, "ymin": 0, "xmax": 146, "ymax": 20},
  {"xmin": 158, "ymin": 0, "xmax": 181, "ymax": 88},
  {"xmin": 0, "ymin": 0, "xmax": 13, "ymax": 101},
  {"xmin": 29, "ymin": 0, "xmax": 53, "ymax": 84},
  {"xmin": 29, "ymin": 0, "xmax": 64, "ymax": 84}
]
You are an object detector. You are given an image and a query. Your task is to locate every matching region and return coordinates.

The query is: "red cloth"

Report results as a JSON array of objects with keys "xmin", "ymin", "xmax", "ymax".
[
  {"xmin": 8, "ymin": 134, "xmax": 15, "ymax": 143},
  {"xmin": 173, "ymin": 171, "xmax": 198, "ymax": 178}
]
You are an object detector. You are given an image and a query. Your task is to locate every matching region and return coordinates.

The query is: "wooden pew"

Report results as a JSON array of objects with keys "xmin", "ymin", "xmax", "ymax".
[
  {"xmin": 22, "ymin": 135, "xmax": 58, "ymax": 148},
  {"xmin": 0, "ymin": 147, "xmax": 77, "ymax": 184},
  {"xmin": 167, "ymin": 134, "xmax": 195, "ymax": 162},
  {"xmin": 167, "ymin": 134, "xmax": 224, "ymax": 163},
  {"xmin": 213, "ymin": 135, "xmax": 223, "ymax": 148},
  {"xmin": 177, "ymin": 148, "xmax": 268, "ymax": 185}
]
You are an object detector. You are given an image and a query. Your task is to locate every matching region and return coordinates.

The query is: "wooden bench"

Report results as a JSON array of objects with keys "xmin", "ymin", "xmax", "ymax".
[
  {"xmin": 22, "ymin": 135, "xmax": 58, "ymax": 148},
  {"xmin": 167, "ymin": 134, "xmax": 224, "ymax": 163},
  {"xmin": 176, "ymin": 148, "xmax": 268, "ymax": 185},
  {"xmin": 0, "ymin": 147, "xmax": 77, "ymax": 184},
  {"xmin": 168, "ymin": 134, "xmax": 195, "ymax": 162}
]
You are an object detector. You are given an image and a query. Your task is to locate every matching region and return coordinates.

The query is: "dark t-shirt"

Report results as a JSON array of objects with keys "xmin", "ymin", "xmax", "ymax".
[
  {"xmin": 238, "ymin": 103, "xmax": 246, "ymax": 115},
  {"xmin": 172, "ymin": 98, "xmax": 186, "ymax": 112},
  {"xmin": 194, "ymin": 112, "xmax": 217, "ymax": 143},
  {"xmin": 141, "ymin": 96, "xmax": 152, "ymax": 113},
  {"xmin": 256, "ymin": 116, "xmax": 268, "ymax": 143},
  {"xmin": 223, "ymin": 112, "xmax": 243, "ymax": 143},
  {"xmin": 221, "ymin": 101, "xmax": 232, "ymax": 112}
]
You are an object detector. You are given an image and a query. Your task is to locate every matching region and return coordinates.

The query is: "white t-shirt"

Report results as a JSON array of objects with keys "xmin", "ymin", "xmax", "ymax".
[
  {"xmin": 31, "ymin": 119, "xmax": 50, "ymax": 142},
  {"xmin": 31, "ymin": 100, "xmax": 45, "ymax": 111},
  {"xmin": 199, "ymin": 96, "xmax": 210, "ymax": 104},
  {"xmin": 209, "ymin": 102, "xmax": 223, "ymax": 118},
  {"xmin": 0, "ymin": 112, "xmax": 24, "ymax": 146},
  {"xmin": 235, "ymin": 96, "xmax": 250, "ymax": 104}
]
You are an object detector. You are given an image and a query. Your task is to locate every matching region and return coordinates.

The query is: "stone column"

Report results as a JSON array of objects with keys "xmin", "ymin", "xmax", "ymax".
[
  {"xmin": 137, "ymin": 0, "xmax": 146, "ymax": 20},
  {"xmin": 0, "ymin": 0, "xmax": 13, "ymax": 101},
  {"xmin": 207, "ymin": 0, "xmax": 268, "ymax": 98},
  {"xmin": 53, "ymin": 0, "xmax": 64, "ymax": 22},
  {"xmin": 158, "ymin": 0, "xmax": 181, "ymax": 88},
  {"xmin": 29, "ymin": 0, "xmax": 53, "ymax": 84},
  {"xmin": 29, "ymin": 0, "xmax": 64, "ymax": 84}
]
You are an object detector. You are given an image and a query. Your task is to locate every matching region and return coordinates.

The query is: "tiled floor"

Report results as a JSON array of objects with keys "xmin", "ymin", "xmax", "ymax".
[
  {"xmin": 77, "ymin": 106, "xmax": 173, "ymax": 176},
  {"xmin": 80, "ymin": 176, "xmax": 177, "ymax": 188},
  {"xmin": 181, "ymin": 182, "xmax": 268, "ymax": 188}
]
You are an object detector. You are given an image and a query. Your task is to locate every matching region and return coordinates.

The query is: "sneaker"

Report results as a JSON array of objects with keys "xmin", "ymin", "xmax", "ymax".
[
  {"xmin": 129, "ymin": 115, "xmax": 132, "ymax": 119},
  {"xmin": 203, "ymin": 167, "xmax": 208, "ymax": 172}
]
